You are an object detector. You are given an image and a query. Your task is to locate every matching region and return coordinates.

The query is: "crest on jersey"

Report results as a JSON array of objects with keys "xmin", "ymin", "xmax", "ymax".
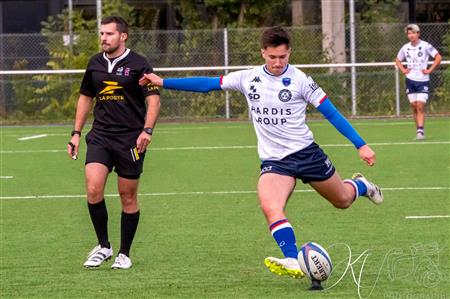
[
  {"xmin": 282, "ymin": 77, "xmax": 291, "ymax": 86},
  {"xmin": 418, "ymin": 51, "xmax": 423, "ymax": 57},
  {"xmin": 278, "ymin": 89, "xmax": 292, "ymax": 102}
]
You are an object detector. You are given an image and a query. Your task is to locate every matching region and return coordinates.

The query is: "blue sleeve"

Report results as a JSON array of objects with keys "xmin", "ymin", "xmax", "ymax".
[
  {"xmin": 317, "ymin": 98, "xmax": 366, "ymax": 149},
  {"xmin": 163, "ymin": 77, "xmax": 222, "ymax": 93}
]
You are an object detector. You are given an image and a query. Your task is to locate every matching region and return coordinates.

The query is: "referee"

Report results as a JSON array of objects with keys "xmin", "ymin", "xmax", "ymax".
[{"xmin": 67, "ymin": 16, "xmax": 160, "ymax": 269}]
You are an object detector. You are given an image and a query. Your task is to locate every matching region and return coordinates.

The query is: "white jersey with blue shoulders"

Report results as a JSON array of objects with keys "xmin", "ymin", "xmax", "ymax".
[
  {"xmin": 397, "ymin": 40, "xmax": 439, "ymax": 82},
  {"xmin": 220, "ymin": 65, "xmax": 327, "ymax": 161}
]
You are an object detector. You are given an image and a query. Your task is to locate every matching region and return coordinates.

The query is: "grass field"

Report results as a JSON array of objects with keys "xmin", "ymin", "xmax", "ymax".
[{"xmin": 1, "ymin": 118, "xmax": 449, "ymax": 298}]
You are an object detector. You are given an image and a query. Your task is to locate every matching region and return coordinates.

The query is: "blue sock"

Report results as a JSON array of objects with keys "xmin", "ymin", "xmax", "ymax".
[
  {"xmin": 269, "ymin": 219, "xmax": 298, "ymax": 259},
  {"xmin": 344, "ymin": 179, "xmax": 367, "ymax": 199},
  {"xmin": 354, "ymin": 179, "xmax": 367, "ymax": 196}
]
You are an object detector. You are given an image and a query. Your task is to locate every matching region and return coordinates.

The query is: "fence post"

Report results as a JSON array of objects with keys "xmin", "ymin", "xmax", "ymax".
[
  {"xmin": 395, "ymin": 66, "xmax": 400, "ymax": 116},
  {"xmin": 0, "ymin": 3, "xmax": 5, "ymax": 116},
  {"xmin": 349, "ymin": 0, "xmax": 357, "ymax": 116},
  {"xmin": 96, "ymin": 0, "xmax": 102, "ymax": 35},
  {"xmin": 224, "ymin": 27, "xmax": 230, "ymax": 119}
]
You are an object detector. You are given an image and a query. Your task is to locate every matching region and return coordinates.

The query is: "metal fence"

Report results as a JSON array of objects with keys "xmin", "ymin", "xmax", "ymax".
[{"xmin": 0, "ymin": 23, "xmax": 449, "ymax": 121}]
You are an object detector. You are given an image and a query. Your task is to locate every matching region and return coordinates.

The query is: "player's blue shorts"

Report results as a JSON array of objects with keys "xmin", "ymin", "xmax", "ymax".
[
  {"xmin": 406, "ymin": 78, "xmax": 429, "ymax": 94},
  {"xmin": 260, "ymin": 142, "xmax": 335, "ymax": 183}
]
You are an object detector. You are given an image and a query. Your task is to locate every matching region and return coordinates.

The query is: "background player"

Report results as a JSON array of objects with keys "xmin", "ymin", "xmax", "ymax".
[
  {"xmin": 139, "ymin": 26, "xmax": 383, "ymax": 279},
  {"xmin": 67, "ymin": 16, "xmax": 160, "ymax": 269},
  {"xmin": 395, "ymin": 24, "xmax": 441, "ymax": 140}
]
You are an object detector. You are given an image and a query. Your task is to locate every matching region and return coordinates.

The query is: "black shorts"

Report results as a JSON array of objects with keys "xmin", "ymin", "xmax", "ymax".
[
  {"xmin": 405, "ymin": 78, "xmax": 429, "ymax": 94},
  {"xmin": 85, "ymin": 130, "xmax": 146, "ymax": 179},
  {"xmin": 260, "ymin": 142, "xmax": 335, "ymax": 184}
]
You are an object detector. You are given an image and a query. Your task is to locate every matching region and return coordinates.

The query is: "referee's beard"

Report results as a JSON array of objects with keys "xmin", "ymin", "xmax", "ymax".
[{"xmin": 102, "ymin": 43, "xmax": 120, "ymax": 56}]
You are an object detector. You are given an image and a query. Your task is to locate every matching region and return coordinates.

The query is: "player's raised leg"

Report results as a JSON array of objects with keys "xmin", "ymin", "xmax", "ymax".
[
  {"xmin": 310, "ymin": 171, "xmax": 383, "ymax": 207},
  {"xmin": 83, "ymin": 162, "xmax": 113, "ymax": 268},
  {"xmin": 350, "ymin": 173, "xmax": 383, "ymax": 204},
  {"xmin": 258, "ymin": 173, "xmax": 304, "ymax": 279},
  {"xmin": 111, "ymin": 176, "xmax": 140, "ymax": 269}
]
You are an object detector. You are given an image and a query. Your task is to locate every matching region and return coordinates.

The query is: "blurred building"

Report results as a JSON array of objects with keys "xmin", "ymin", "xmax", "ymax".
[
  {"xmin": 291, "ymin": 0, "xmax": 449, "ymax": 25},
  {"xmin": 0, "ymin": 0, "xmax": 177, "ymax": 33},
  {"xmin": 0, "ymin": 0, "xmax": 449, "ymax": 34}
]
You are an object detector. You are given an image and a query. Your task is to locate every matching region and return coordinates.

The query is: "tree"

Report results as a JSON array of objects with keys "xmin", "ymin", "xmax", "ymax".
[
  {"xmin": 355, "ymin": 0, "xmax": 401, "ymax": 23},
  {"xmin": 433, "ymin": 21, "xmax": 450, "ymax": 112},
  {"xmin": 11, "ymin": 0, "xmax": 136, "ymax": 119},
  {"xmin": 174, "ymin": 1, "xmax": 291, "ymax": 29}
]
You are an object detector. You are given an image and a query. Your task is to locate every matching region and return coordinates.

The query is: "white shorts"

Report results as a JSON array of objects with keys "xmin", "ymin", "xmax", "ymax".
[{"xmin": 407, "ymin": 93, "xmax": 428, "ymax": 103}]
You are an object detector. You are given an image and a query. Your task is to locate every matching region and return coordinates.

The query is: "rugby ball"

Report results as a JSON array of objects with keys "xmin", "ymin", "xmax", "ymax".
[{"xmin": 298, "ymin": 242, "xmax": 332, "ymax": 282}]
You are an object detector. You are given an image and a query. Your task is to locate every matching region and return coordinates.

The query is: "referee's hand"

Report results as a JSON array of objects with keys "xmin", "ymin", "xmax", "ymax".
[
  {"xmin": 67, "ymin": 135, "xmax": 80, "ymax": 160},
  {"xmin": 136, "ymin": 131, "xmax": 152, "ymax": 153}
]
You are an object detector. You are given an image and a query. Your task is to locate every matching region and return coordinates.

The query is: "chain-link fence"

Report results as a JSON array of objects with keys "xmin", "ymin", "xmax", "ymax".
[{"xmin": 0, "ymin": 23, "xmax": 449, "ymax": 121}]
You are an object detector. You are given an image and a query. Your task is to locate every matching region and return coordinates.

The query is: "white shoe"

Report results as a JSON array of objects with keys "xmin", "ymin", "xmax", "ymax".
[
  {"xmin": 83, "ymin": 245, "xmax": 113, "ymax": 268},
  {"xmin": 111, "ymin": 253, "xmax": 132, "ymax": 269},
  {"xmin": 415, "ymin": 132, "xmax": 425, "ymax": 140},
  {"xmin": 264, "ymin": 257, "xmax": 304, "ymax": 279},
  {"xmin": 352, "ymin": 173, "xmax": 383, "ymax": 205}
]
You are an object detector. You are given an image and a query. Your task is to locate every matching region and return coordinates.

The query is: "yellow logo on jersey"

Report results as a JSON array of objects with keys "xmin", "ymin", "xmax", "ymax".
[
  {"xmin": 99, "ymin": 81, "xmax": 123, "ymax": 94},
  {"xmin": 98, "ymin": 81, "xmax": 125, "ymax": 101},
  {"xmin": 146, "ymin": 83, "xmax": 159, "ymax": 92}
]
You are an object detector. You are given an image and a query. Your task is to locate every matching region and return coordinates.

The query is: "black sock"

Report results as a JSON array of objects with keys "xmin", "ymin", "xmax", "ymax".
[
  {"xmin": 87, "ymin": 199, "xmax": 110, "ymax": 249},
  {"xmin": 119, "ymin": 210, "xmax": 140, "ymax": 257}
]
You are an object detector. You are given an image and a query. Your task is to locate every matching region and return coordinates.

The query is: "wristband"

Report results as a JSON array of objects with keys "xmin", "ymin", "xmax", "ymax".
[
  {"xmin": 143, "ymin": 127, "xmax": 153, "ymax": 135},
  {"xmin": 71, "ymin": 130, "xmax": 81, "ymax": 137}
]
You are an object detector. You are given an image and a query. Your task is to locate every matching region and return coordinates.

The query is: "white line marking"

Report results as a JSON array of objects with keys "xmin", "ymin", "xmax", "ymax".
[
  {"xmin": 405, "ymin": 215, "xmax": 450, "ymax": 219},
  {"xmin": 0, "ymin": 176, "xmax": 13, "ymax": 179},
  {"xmin": 0, "ymin": 141, "xmax": 449, "ymax": 154},
  {"xmin": 18, "ymin": 134, "xmax": 48, "ymax": 141},
  {"xmin": 322, "ymin": 141, "xmax": 450, "ymax": 147},
  {"xmin": 2, "ymin": 121, "xmax": 449, "ymax": 137},
  {"xmin": 0, "ymin": 186, "xmax": 448, "ymax": 200},
  {"xmin": 153, "ymin": 145, "xmax": 256, "ymax": 151},
  {"xmin": 369, "ymin": 141, "xmax": 450, "ymax": 146},
  {"xmin": 2, "ymin": 120, "xmax": 449, "ymax": 138},
  {"xmin": 382, "ymin": 187, "xmax": 449, "ymax": 191},
  {"xmin": 0, "ymin": 149, "xmax": 65, "ymax": 154}
]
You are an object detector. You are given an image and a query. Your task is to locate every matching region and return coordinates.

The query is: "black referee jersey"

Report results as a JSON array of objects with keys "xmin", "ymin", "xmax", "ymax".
[{"xmin": 80, "ymin": 48, "xmax": 160, "ymax": 134}]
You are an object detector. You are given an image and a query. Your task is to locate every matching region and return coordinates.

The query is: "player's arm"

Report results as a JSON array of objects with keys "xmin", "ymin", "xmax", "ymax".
[
  {"xmin": 423, "ymin": 52, "xmax": 442, "ymax": 75},
  {"xmin": 139, "ymin": 73, "xmax": 222, "ymax": 93},
  {"xmin": 317, "ymin": 98, "xmax": 376, "ymax": 166},
  {"xmin": 136, "ymin": 94, "xmax": 161, "ymax": 153},
  {"xmin": 395, "ymin": 57, "xmax": 409, "ymax": 75},
  {"xmin": 67, "ymin": 94, "xmax": 93, "ymax": 159}
]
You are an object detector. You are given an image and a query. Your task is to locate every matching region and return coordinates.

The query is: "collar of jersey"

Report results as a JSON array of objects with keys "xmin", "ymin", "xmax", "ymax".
[
  {"xmin": 409, "ymin": 39, "xmax": 422, "ymax": 48},
  {"xmin": 263, "ymin": 64, "xmax": 289, "ymax": 76},
  {"xmin": 103, "ymin": 48, "xmax": 131, "ymax": 73}
]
